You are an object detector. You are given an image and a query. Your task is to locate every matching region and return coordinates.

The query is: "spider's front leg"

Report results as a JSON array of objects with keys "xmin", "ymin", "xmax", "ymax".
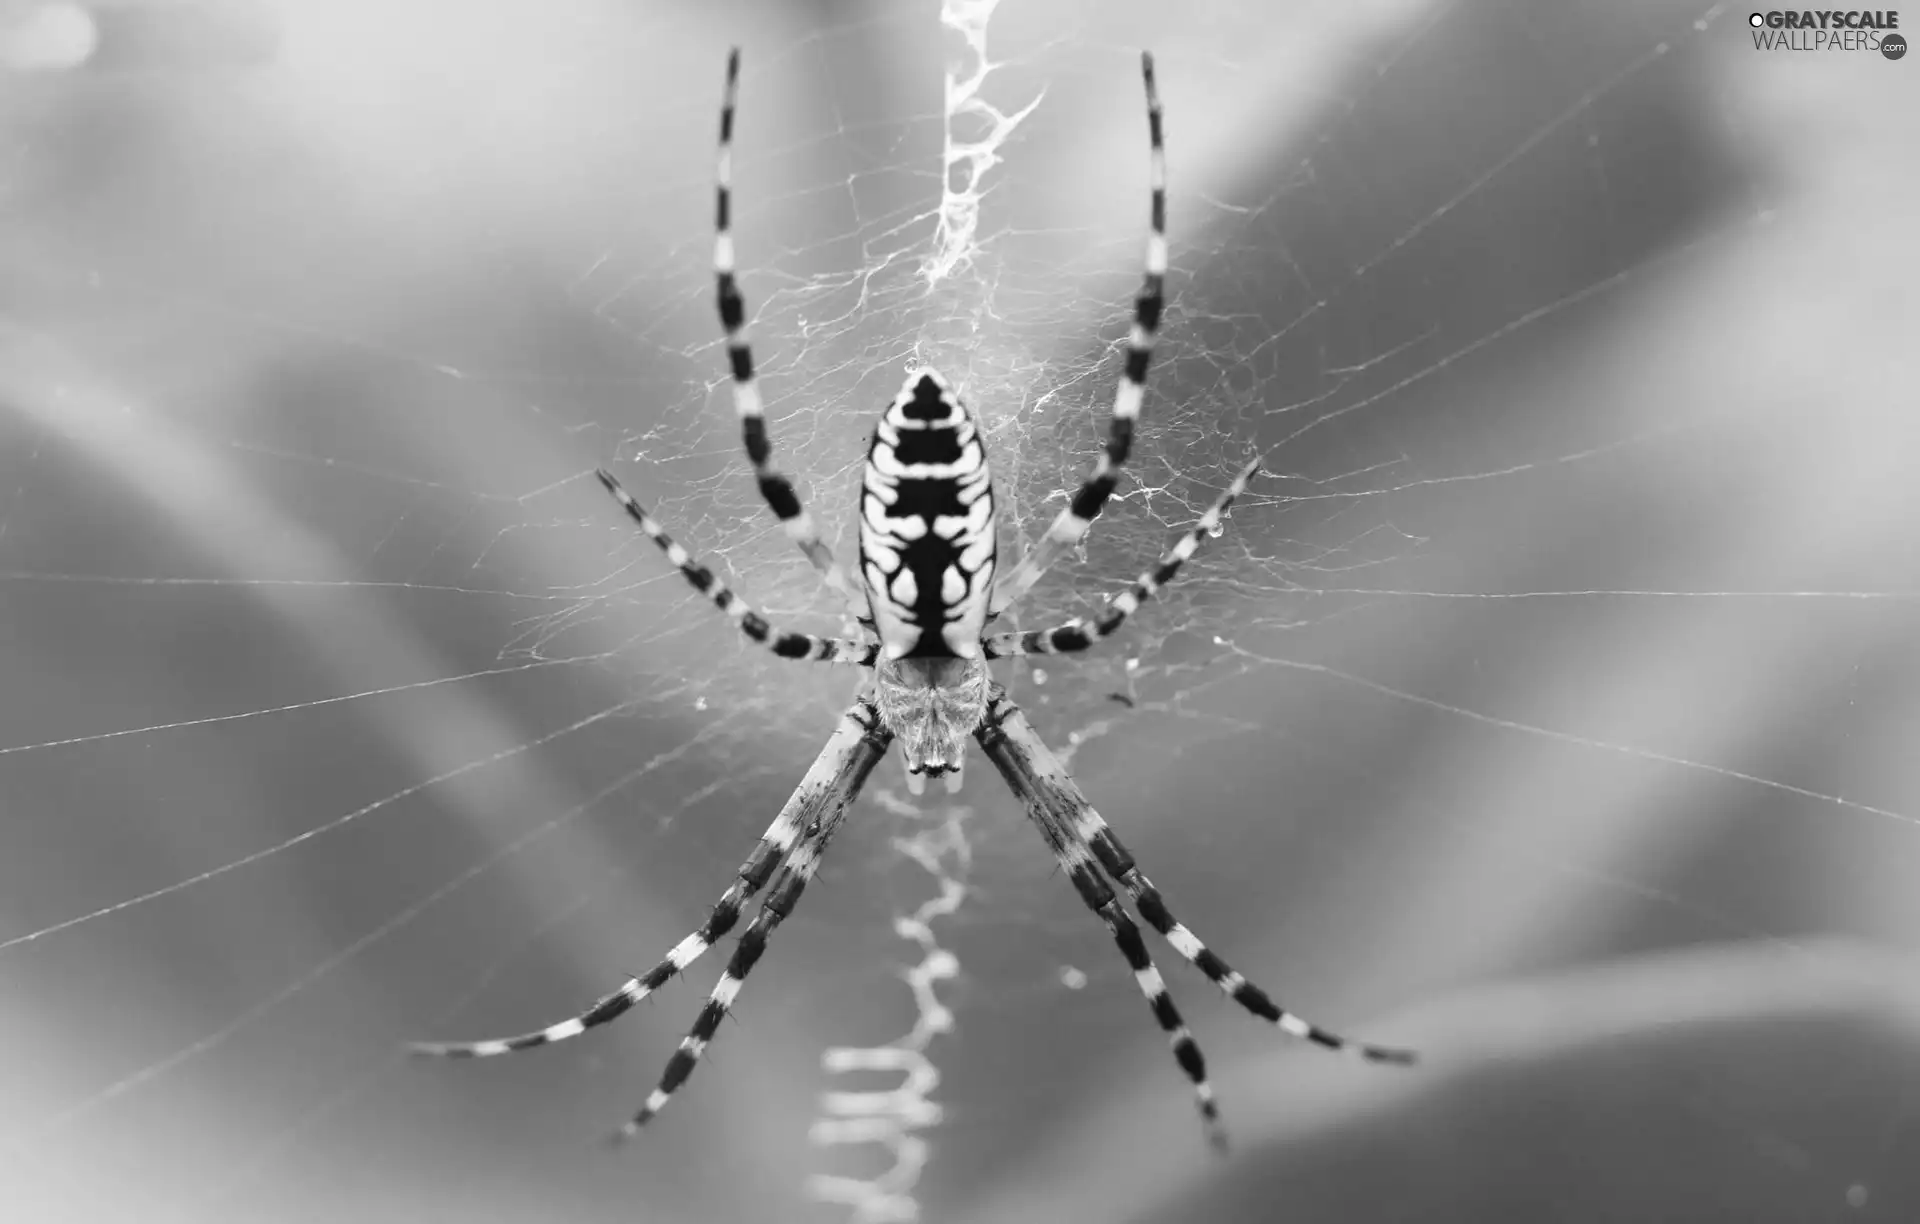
[
  {"xmin": 614, "ymin": 698, "xmax": 893, "ymax": 1139},
  {"xmin": 409, "ymin": 696, "xmax": 891, "ymax": 1064},
  {"xmin": 974, "ymin": 684, "xmax": 1225, "ymax": 1148},
  {"xmin": 975, "ymin": 685, "xmax": 1413, "ymax": 1143}
]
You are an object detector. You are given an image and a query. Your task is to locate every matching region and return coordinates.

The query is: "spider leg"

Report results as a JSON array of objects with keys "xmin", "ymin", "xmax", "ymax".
[
  {"xmin": 977, "ymin": 687, "xmax": 1416, "ymax": 1067},
  {"xmin": 989, "ymin": 51, "xmax": 1165, "ymax": 620},
  {"xmin": 597, "ymin": 469, "xmax": 874, "ymax": 665},
  {"xmin": 973, "ymin": 689, "xmax": 1225, "ymax": 1149},
  {"xmin": 982, "ymin": 455, "xmax": 1258, "ymax": 660},
  {"xmin": 713, "ymin": 48, "xmax": 873, "ymax": 627},
  {"xmin": 410, "ymin": 696, "xmax": 889, "ymax": 1060},
  {"xmin": 613, "ymin": 700, "xmax": 893, "ymax": 1139}
]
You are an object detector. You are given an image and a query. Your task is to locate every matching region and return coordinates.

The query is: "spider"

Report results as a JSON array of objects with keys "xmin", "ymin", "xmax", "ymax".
[{"xmin": 411, "ymin": 47, "xmax": 1414, "ymax": 1149}]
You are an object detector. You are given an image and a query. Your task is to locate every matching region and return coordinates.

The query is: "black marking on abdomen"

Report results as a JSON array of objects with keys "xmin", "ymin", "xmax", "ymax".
[
  {"xmin": 891, "ymin": 427, "xmax": 964, "ymax": 467},
  {"xmin": 899, "ymin": 376, "xmax": 957, "ymax": 422},
  {"xmin": 861, "ymin": 371, "xmax": 996, "ymax": 658},
  {"xmin": 864, "ymin": 374, "xmax": 998, "ymax": 659},
  {"xmin": 864, "ymin": 462, "xmax": 981, "ymax": 657},
  {"xmin": 880, "ymin": 478, "xmax": 968, "ymax": 658}
]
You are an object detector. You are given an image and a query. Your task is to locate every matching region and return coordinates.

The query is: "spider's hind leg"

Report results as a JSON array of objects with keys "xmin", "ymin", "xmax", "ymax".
[
  {"xmin": 711, "ymin": 47, "xmax": 871, "ymax": 627},
  {"xmin": 596, "ymin": 469, "xmax": 872, "ymax": 666},
  {"xmin": 982, "ymin": 455, "xmax": 1260, "ymax": 662},
  {"xmin": 989, "ymin": 51, "xmax": 1167, "ymax": 620}
]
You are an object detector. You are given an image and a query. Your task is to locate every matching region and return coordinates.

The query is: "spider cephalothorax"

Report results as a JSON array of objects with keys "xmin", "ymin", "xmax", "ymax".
[
  {"xmin": 871, "ymin": 652, "xmax": 991, "ymax": 794},
  {"xmin": 414, "ymin": 46, "xmax": 1413, "ymax": 1151}
]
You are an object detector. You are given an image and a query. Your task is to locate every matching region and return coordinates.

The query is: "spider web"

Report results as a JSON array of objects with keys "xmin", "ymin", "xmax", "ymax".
[{"xmin": 2, "ymin": 1, "xmax": 1916, "ymax": 1221}]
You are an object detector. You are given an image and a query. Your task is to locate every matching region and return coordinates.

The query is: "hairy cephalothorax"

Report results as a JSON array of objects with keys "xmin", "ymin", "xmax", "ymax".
[
  {"xmin": 872, "ymin": 653, "xmax": 991, "ymax": 794},
  {"xmin": 411, "ymin": 47, "xmax": 1414, "ymax": 1150}
]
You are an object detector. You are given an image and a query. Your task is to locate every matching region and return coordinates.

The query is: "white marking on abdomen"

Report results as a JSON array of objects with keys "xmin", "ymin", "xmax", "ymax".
[{"xmin": 891, "ymin": 568, "xmax": 919, "ymax": 606}]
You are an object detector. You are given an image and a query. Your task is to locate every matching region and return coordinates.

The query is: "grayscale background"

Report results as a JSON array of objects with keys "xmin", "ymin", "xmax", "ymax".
[{"xmin": 2, "ymin": 1, "xmax": 1916, "ymax": 1221}]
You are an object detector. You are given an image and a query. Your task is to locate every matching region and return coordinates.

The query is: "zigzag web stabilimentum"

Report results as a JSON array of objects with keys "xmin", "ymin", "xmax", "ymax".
[{"xmin": 1, "ymin": 2, "xmax": 1915, "ymax": 1221}]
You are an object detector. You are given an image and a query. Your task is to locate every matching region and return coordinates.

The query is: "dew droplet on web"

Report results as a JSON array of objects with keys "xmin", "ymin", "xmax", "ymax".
[{"xmin": 1205, "ymin": 520, "xmax": 1225, "ymax": 539}]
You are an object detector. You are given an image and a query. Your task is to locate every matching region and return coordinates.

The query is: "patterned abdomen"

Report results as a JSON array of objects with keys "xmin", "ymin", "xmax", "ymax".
[{"xmin": 859, "ymin": 370, "xmax": 996, "ymax": 659}]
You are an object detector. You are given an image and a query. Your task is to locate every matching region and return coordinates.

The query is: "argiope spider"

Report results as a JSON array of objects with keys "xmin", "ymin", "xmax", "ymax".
[{"xmin": 411, "ymin": 47, "xmax": 1414, "ymax": 1149}]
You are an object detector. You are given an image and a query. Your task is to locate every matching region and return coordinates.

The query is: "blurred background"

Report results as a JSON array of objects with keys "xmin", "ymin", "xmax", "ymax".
[{"xmin": 1, "ymin": 0, "xmax": 1916, "ymax": 1221}]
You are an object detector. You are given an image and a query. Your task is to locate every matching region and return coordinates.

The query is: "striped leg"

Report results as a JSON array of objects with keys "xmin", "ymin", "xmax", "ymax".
[
  {"xmin": 597, "ymin": 469, "xmax": 873, "ymax": 665},
  {"xmin": 713, "ymin": 48, "xmax": 870, "ymax": 625},
  {"xmin": 983, "ymin": 455, "xmax": 1258, "ymax": 661},
  {"xmin": 990, "ymin": 51, "xmax": 1166, "ymax": 620},
  {"xmin": 408, "ymin": 699, "xmax": 887, "ymax": 1061},
  {"xmin": 614, "ymin": 703, "xmax": 892, "ymax": 1140},
  {"xmin": 974, "ymin": 687, "xmax": 1225, "ymax": 1149},
  {"xmin": 979, "ymin": 688, "xmax": 1416, "ymax": 1066}
]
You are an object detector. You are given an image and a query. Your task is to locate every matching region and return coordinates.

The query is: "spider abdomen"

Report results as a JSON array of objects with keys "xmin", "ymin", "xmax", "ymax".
[{"xmin": 860, "ymin": 369, "xmax": 997, "ymax": 659}]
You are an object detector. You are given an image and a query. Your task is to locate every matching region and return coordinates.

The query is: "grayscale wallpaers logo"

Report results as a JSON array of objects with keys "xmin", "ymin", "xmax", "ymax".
[{"xmin": 1748, "ymin": 10, "xmax": 1906, "ymax": 56}]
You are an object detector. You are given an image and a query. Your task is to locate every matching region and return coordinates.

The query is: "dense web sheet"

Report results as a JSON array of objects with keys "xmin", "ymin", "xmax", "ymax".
[{"xmin": 2, "ymin": 1, "xmax": 1917, "ymax": 1221}]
